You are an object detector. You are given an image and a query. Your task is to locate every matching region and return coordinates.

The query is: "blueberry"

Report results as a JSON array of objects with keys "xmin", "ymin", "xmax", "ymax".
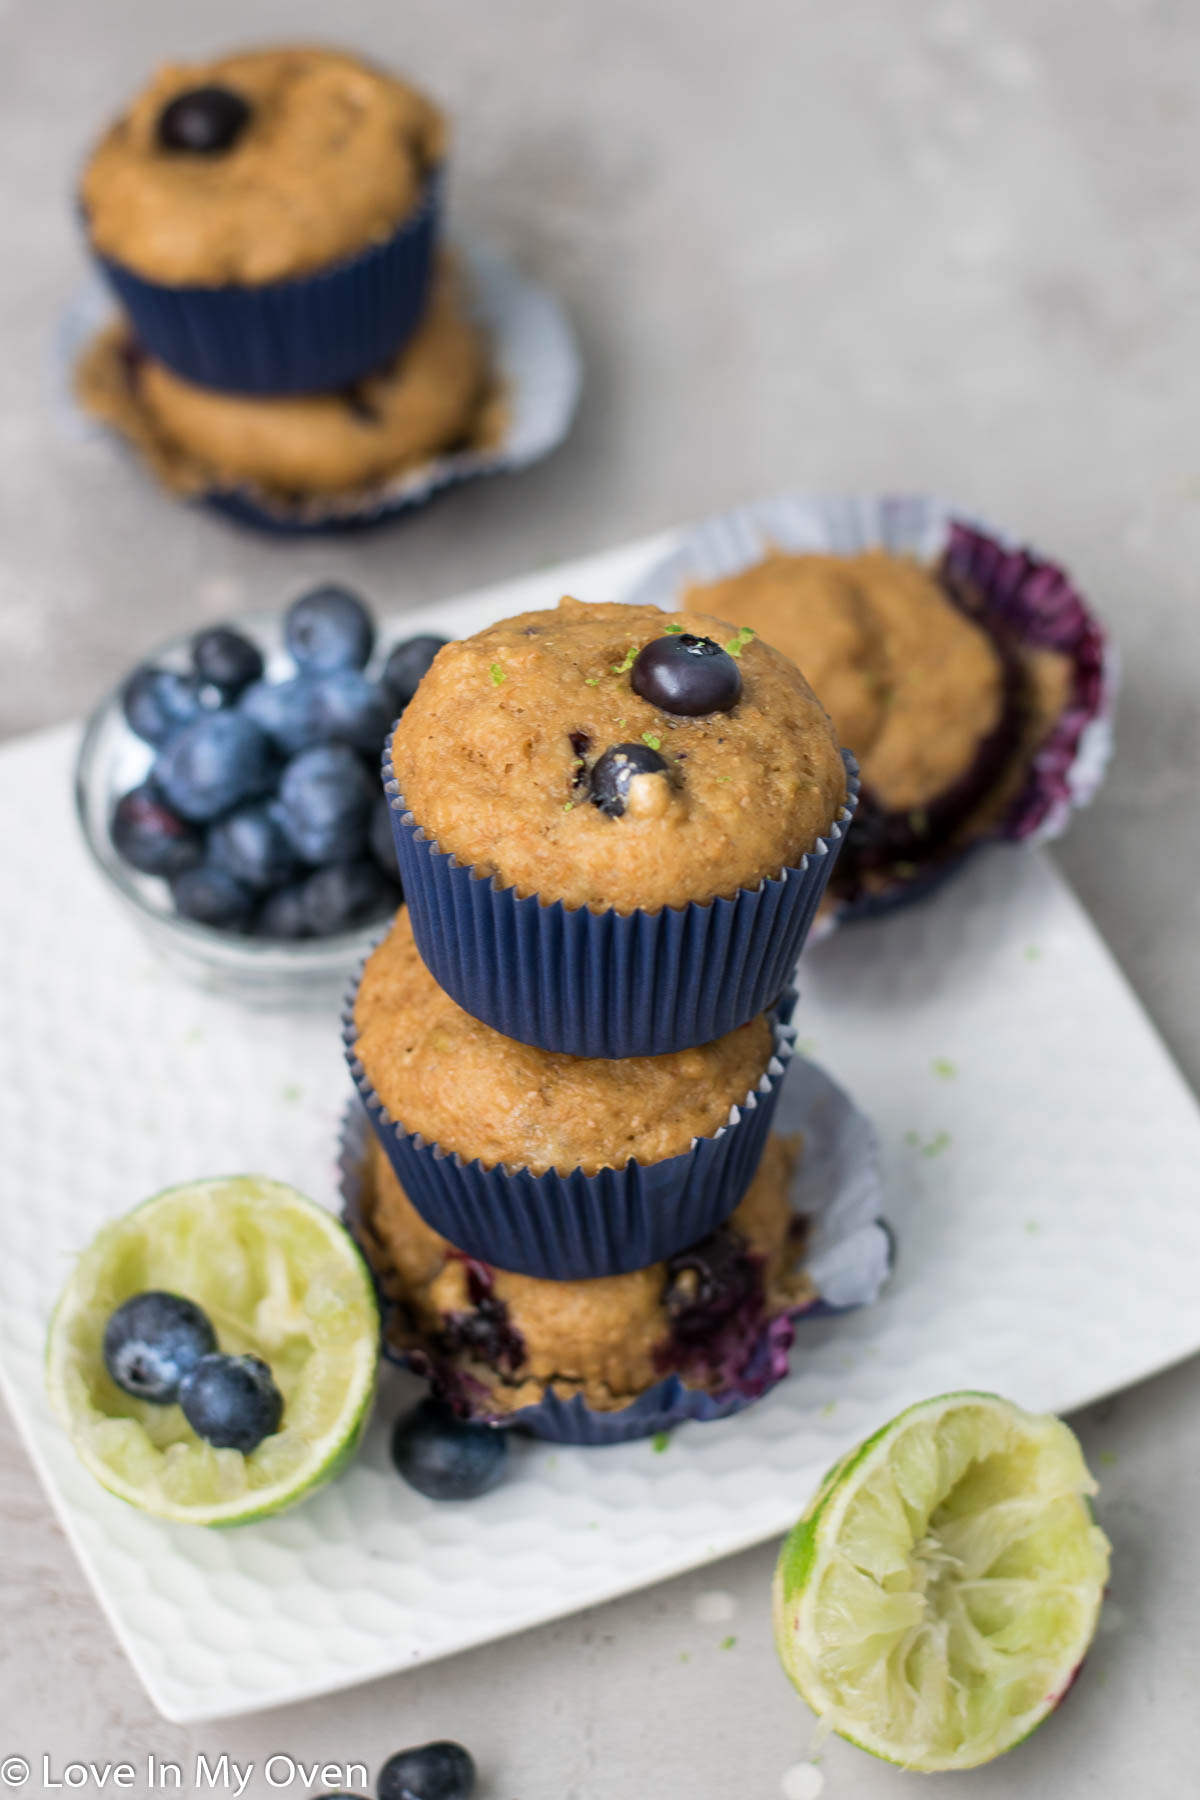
[
  {"xmin": 381, "ymin": 634, "xmax": 447, "ymax": 713},
  {"xmin": 103, "ymin": 1292, "xmax": 217, "ymax": 1404},
  {"xmin": 122, "ymin": 665, "xmax": 218, "ymax": 747},
  {"xmin": 111, "ymin": 784, "xmax": 204, "ymax": 878},
  {"xmin": 178, "ymin": 1353, "xmax": 283, "ymax": 1452},
  {"xmin": 171, "ymin": 864, "xmax": 257, "ymax": 930},
  {"xmin": 390, "ymin": 1398, "xmax": 508, "ymax": 1502},
  {"xmin": 631, "ymin": 634, "xmax": 742, "ymax": 716},
  {"xmin": 664, "ymin": 1227, "xmax": 757, "ymax": 1344},
  {"xmin": 588, "ymin": 742, "xmax": 670, "ymax": 819},
  {"xmin": 284, "ymin": 584, "xmax": 374, "ymax": 673},
  {"xmin": 154, "ymin": 712, "xmax": 278, "ymax": 821},
  {"xmin": 157, "ymin": 85, "xmax": 251, "ymax": 155},
  {"xmin": 369, "ymin": 795, "xmax": 400, "ymax": 875},
  {"xmin": 276, "ymin": 744, "xmax": 375, "ymax": 863},
  {"xmin": 192, "ymin": 625, "xmax": 264, "ymax": 697},
  {"xmin": 208, "ymin": 800, "xmax": 303, "ymax": 891},
  {"xmin": 377, "ymin": 1742, "xmax": 476, "ymax": 1800},
  {"xmin": 310, "ymin": 670, "xmax": 392, "ymax": 753},
  {"xmin": 257, "ymin": 883, "xmax": 313, "ymax": 940},
  {"xmin": 301, "ymin": 860, "xmax": 396, "ymax": 935},
  {"xmin": 239, "ymin": 675, "xmax": 325, "ymax": 754}
]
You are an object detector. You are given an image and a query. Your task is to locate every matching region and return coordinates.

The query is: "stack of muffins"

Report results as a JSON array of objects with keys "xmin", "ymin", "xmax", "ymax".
[
  {"xmin": 75, "ymin": 46, "xmax": 498, "ymax": 516},
  {"xmin": 343, "ymin": 597, "xmax": 859, "ymax": 1443}
]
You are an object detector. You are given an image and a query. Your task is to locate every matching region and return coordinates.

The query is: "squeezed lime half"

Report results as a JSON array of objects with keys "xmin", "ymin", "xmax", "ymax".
[
  {"xmin": 773, "ymin": 1392, "xmax": 1110, "ymax": 1771},
  {"xmin": 46, "ymin": 1176, "xmax": 379, "ymax": 1527}
]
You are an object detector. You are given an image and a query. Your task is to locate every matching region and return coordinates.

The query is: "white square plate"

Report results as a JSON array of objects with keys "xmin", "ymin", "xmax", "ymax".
[{"xmin": 2, "ymin": 533, "xmax": 1198, "ymax": 1724}]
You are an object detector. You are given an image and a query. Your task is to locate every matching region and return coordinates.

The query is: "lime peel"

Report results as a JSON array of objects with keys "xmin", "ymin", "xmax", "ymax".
[
  {"xmin": 773, "ymin": 1392, "xmax": 1110, "ymax": 1772},
  {"xmin": 46, "ymin": 1176, "xmax": 379, "ymax": 1527}
]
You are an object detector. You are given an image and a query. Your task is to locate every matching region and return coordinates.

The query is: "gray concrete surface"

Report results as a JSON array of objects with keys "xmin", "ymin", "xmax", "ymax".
[{"xmin": 3, "ymin": 0, "xmax": 1200, "ymax": 1792}]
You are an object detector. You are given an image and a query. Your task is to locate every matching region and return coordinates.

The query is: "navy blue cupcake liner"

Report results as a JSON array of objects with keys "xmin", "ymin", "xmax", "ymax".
[
  {"xmin": 89, "ymin": 170, "xmax": 442, "ymax": 395},
  {"xmin": 623, "ymin": 493, "xmax": 1116, "ymax": 930},
  {"xmin": 342, "ymin": 968, "xmax": 797, "ymax": 1280},
  {"xmin": 382, "ymin": 739, "xmax": 858, "ymax": 1059},
  {"xmin": 64, "ymin": 240, "xmax": 582, "ymax": 534},
  {"xmin": 337, "ymin": 1055, "xmax": 893, "ymax": 1445}
]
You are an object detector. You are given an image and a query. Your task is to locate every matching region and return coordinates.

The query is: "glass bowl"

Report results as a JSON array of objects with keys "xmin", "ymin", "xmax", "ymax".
[{"xmin": 74, "ymin": 613, "xmax": 401, "ymax": 1009}]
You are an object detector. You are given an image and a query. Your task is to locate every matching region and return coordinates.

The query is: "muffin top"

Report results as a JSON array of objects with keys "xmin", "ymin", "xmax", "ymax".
[
  {"xmin": 354, "ymin": 908, "xmax": 776, "ymax": 1174},
  {"xmin": 82, "ymin": 45, "xmax": 446, "ymax": 286},
  {"xmin": 685, "ymin": 550, "xmax": 1007, "ymax": 814},
  {"xmin": 389, "ymin": 597, "xmax": 847, "ymax": 913},
  {"xmin": 363, "ymin": 1131, "xmax": 813, "ymax": 1413},
  {"xmin": 74, "ymin": 272, "xmax": 498, "ymax": 501}
]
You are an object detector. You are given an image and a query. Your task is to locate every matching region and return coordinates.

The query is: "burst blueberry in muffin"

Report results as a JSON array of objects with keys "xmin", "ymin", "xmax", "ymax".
[{"xmin": 352, "ymin": 1128, "xmax": 815, "ymax": 1431}]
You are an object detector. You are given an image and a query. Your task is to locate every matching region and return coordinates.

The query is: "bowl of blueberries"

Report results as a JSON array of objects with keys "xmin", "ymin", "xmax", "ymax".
[{"xmin": 74, "ymin": 581, "xmax": 445, "ymax": 1006}]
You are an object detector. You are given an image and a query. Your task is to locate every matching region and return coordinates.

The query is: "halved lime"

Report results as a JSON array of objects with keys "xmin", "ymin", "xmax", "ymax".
[
  {"xmin": 773, "ymin": 1392, "xmax": 1110, "ymax": 1771},
  {"xmin": 46, "ymin": 1176, "xmax": 379, "ymax": 1527}
]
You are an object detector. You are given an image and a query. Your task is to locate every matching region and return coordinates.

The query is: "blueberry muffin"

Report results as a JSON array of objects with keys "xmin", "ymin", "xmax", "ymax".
[
  {"xmin": 82, "ymin": 45, "xmax": 444, "ymax": 287},
  {"xmin": 684, "ymin": 550, "xmax": 1072, "ymax": 894},
  {"xmin": 356, "ymin": 1128, "xmax": 814, "ymax": 1417},
  {"xmin": 354, "ymin": 908, "xmax": 774, "ymax": 1175},
  {"xmin": 75, "ymin": 271, "xmax": 500, "ymax": 502},
  {"xmin": 389, "ymin": 597, "xmax": 848, "ymax": 915}
]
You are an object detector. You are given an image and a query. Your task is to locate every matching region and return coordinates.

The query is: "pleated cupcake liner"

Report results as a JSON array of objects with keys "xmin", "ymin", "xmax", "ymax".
[
  {"xmin": 341, "ymin": 967, "xmax": 797, "ymax": 1280},
  {"xmin": 382, "ymin": 734, "xmax": 859, "ymax": 1058},
  {"xmin": 88, "ymin": 171, "xmax": 443, "ymax": 395},
  {"xmin": 623, "ymin": 493, "xmax": 1116, "ymax": 927},
  {"xmin": 337, "ymin": 1056, "xmax": 893, "ymax": 1445},
  {"xmin": 62, "ymin": 240, "xmax": 582, "ymax": 535}
]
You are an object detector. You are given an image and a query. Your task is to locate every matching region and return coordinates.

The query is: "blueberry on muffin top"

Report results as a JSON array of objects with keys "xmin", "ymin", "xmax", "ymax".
[
  {"xmin": 388, "ymin": 597, "xmax": 847, "ymax": 914},
  {"xmin": 82, "ymin": 45, "xmax": 446, "ymax": 286}
]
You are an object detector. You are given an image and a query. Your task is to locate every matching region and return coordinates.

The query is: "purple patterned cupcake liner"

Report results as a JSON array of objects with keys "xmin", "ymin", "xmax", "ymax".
[
  {"xmin": 342, "ymin": 966, "xmax": 797, "ymax": 1280},
  {"xmin": 337, "ymin": 1055, "xmax": 892, "ymax": 1445},
  {"xmin": 88, "ymin": 170, "xmax": 442, "ymax": 395},
  {"xmin": 382, "ymin": 735, "xmax": 859, "ymax": 1059},
  {"xmin": 622, "ymin": 494, "xmax": 1116, "ymax": 928}
]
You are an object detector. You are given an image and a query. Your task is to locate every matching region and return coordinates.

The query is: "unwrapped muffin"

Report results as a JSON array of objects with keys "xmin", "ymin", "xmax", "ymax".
[
  {"xmin": 685, "ymin": 549, "xmax": 1072, "ymax": 901},
  {"xmin": 75, "ymin": 270, "xmax": 500, "ymax": 503}
]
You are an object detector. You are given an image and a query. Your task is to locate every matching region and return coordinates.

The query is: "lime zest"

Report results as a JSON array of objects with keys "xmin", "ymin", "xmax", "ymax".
[
  {"xmin": 642, "ymin": 732, "xmax": 662, "ymax": 751},
  {"xmin": 725, "ymin": 625, "xmax": 755, "ymax": 658},
  {"xmin": 611, "ymin": 643, "xmax": 638, "ymax": 674},
  {"xmin": 489, "ymin": 662, "xmax": 506, "ymax": 686}
]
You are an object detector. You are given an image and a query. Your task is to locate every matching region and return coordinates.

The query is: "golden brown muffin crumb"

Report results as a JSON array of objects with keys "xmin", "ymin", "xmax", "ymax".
[
  {"xmin": 687, "ymin": 549, "xmax": 1008, "ymax": 813},
  {"xmin": 75, "ymin": 271, "xmax": 502, "ymax": 503}
]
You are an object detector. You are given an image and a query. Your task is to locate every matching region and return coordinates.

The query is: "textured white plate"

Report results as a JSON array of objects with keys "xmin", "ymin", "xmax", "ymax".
[{"xmin": 3, "ymin": 533, "xmax": 1199, "ymax": 1725}]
